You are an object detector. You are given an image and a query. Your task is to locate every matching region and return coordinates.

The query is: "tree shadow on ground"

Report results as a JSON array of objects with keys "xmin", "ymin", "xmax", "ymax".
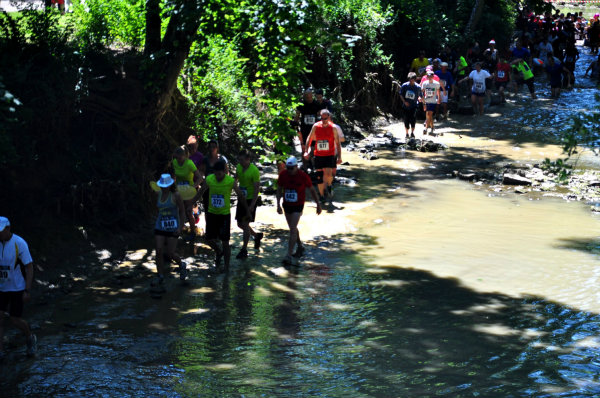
[{"xmin": 554, "ymin": 237, "xmax": 600, "ymax": 255}]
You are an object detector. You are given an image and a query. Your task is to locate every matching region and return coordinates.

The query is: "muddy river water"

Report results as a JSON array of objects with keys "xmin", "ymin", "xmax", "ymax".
[{"xmin": 2, "ymin": 48, "xmax": 600, "ymax": 397}]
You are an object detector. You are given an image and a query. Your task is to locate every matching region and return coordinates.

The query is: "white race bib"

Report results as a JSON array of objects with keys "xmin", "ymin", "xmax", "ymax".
[
  {"xmin": 474, "ymin": 82, "xmax": 485, "ymax": 92},
  {"xmin": 497, "ymin": 71, "xmax": 505, "ymax": 79},
  {"xmin": 405, "ymin": 91, "xmax": 415, "ymax": 100},
  {"xmin": 211, "ymin": 194, "xmax": 225, "ymax": 208},
  {"xmin": 303, "ymin": 115, "xmax": 316, "ymax": 125},
  {"xmin": 425, "ymin": 88, "xmax": 436, "ymax": 98},
  {"xmin": 317, "ymin": 140, "xmax": 330, "ymax": 151},
  {"xmin": 284, "ymin": 189, "xmax": 298, "ymax": 202},
  {"xmin": 160, "ymin": 217, "xmax": 178, "ymax": 231}
]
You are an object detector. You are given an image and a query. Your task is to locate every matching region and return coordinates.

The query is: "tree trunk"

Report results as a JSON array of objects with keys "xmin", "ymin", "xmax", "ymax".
[
  {"xmin": 464, "ymin": 0, "xmax": 485, "ymax": 38},
  {"xmin": 144, "ymin": 0, "xmax": 162, "ymax": 55}
]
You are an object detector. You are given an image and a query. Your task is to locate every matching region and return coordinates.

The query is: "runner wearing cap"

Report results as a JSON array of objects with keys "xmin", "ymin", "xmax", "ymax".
[
  {"xmin": 484, "ymin": 40, "xmax": 498, "ymax": 71},
  {"xmin": 276, "ymin": 157, "xmax": 321, "ymax": 265},
  {"xmin": 195, "ymin": 160, "xmax": 248, "ymax": 272},
  {"xmin": 152, "ymin": 173, "xmax": 187, "ymax": 293},
  {"xmin": 420, "ymin": 71, "xmax": 442, "ymax": 135},
  {"xmin": 234, "ymin": 150, "xmax": 263, "ymax": 259},
  {"xmin": 0, "ymin": 217, "xmax": 37, "ymax": 358},
  {"xmin": 304, "ymin": 108, "xmax": 342, "ymax": 204}
]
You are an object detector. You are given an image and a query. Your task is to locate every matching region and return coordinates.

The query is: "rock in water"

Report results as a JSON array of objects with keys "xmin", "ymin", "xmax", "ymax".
[{"xmin": 503, "ymin": 173, "xmax": 532, "ymax": 186}]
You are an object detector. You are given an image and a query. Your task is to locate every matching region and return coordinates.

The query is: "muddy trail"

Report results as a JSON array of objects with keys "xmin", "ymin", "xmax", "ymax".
[{"xmin": 1, "ymin": 45, "xmax": 599, "ymax": 397}]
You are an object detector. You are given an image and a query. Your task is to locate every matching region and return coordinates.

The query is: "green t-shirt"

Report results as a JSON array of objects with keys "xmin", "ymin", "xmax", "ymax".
[
  {"xmin": 236, "ymin": 163, "xmax": 260, "ymax": 200},
  {"xmin": 457, "ymin": 56, "xmax": 468, "ymax": 76},
  {"xmin": 514, "ymin": 61, "xmax": 534, "ymax": 81},
  {"xmin": 172, "ymin": 159, "xmax": 197, "ymax": 186},
  {"xmin": 206, "ymin": 174, "xmax": 235, "ymax": 215}
]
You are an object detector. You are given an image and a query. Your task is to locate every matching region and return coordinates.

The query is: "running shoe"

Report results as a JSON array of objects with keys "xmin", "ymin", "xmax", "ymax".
[
  {"xmin": 254, "ymin": 232, "xmax": 264, "ymax": 250},
  {"xmin": 26, "ymin": 334, "xmax": 37, "ymax": 357},
  {"xmin": 179, "ymin": 261, "xmax": 188, "ymax": 281},
  {"xmin": 293, "ymin": 244, "xmax": 305, "ymax": 258},
  {"xmin": 410, "ymin": 132, "xmax": 415, "ymax": 138},
  {"xmin": 236, "ymin": 248, "xmax": 248, "ymax": 259}
]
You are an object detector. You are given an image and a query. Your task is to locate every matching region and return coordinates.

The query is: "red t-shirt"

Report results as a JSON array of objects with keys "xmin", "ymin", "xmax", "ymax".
[
  {"xmin": 495, "ymin": 63, "xmax": 511, "ymax": 82},
  {"xmin": 313, "ymin": 121, "xmax": 336, "ymax": 157},
  {"xmin": 278, "ymin": 169, "xmax": 313, "ymax": 205}
]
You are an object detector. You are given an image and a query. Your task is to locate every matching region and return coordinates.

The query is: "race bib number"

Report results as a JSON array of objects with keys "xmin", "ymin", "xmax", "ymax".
[
  {"xmin": 303, "ymin": 115, "xmax": 316, "ymax": 125},
  {"xmin": 418, "ymin": 67, "xmax": 426, "ymax": 75},
  {"xmin": 474, "ymin": 82, "xmax": 485, "ymax": 92},
  {"xmin": 497, "ymin": 71, "xmax": 505, "ymax": 79},
  {"xmin": 160, "ymin": 217, "xmax": 178, "ymax": 231},
  {"xmin": 211, "ymin": 194, "xmax": 225, "ymax": 208},
  {"xmin": 240, "ymin": 187, "xmax": 248, "ymax": 198},
  {"xmin": 284, "ymin": 189, "xmax": 298, "ymax": 203},
  {"xmin": 405, "ymin": 91, "xmax": 415, "ymax": 100},
  {"xmin": 317, "ymin": 140, "xmax": 330, "ymax": 151},
  {"xmin": 425, "ymin": 88, "xmax": 436, "ymax": 98}
]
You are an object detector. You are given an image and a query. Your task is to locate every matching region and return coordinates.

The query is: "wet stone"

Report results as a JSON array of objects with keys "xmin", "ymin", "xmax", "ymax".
[{"xmin": 503, "ymin": 173, "xmax": 532, "ymax": 186}]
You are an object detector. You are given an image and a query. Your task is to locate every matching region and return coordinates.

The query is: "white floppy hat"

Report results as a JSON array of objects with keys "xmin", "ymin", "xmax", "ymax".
[
  {"xmin": 157, "ymin": 173, "xmax": 175, "ymax": 188},
  {"xmin": 0, "ymin": 217, "xmax": 10, "ymax": 232},
  {"xmin": 286, "ymin": 156, "xmax": 298, "ymax": 167}
]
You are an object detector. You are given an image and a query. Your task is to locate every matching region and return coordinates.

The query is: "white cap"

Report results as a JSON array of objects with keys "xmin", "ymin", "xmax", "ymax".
[
  {"xmin": 286, "ymin": 156, "xmax": 298, "ymax": 167},
  {"xmin": 156, "ymin": 173, "xmax": 175, "ymax": 188},
  {"xmin": 0, "ymin": 217, "xmax": 10, "ymax": 232},
  {"xmin": 489, "ymin": 39, "xmax": 496, "ymax": 44}
]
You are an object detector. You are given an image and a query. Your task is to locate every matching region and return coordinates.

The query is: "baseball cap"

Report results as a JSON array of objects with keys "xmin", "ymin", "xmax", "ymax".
[
  {"xmin": 489, "ymin": 39, "xmax": 496, "ymax": 44},
  {"xmin": 286, "ymin": 156, "xmax": 298, "ymax": 167},
  {"xmin": 0, "ymin": 217, "xmax": 10, "ymax": 232},
  {"xmin": 426, "ymin": 70, "xmax": 435, "ymax": 75},
  {"xmin": 441, "ymin": 62, "xmax": 449, "ymax": 67}
]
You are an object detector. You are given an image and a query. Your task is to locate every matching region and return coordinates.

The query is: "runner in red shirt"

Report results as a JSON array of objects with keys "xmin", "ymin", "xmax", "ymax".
[
  {"xmin": 277, "ymin": 156, "xmax": 321, "ymax": 265},
  {"xmin": 304, "ymin": 109, "xmax": 341, "ymax": 204},
  {"xmin": 493, "ymin": 56, "xmax": 512, "ymax": 103}
]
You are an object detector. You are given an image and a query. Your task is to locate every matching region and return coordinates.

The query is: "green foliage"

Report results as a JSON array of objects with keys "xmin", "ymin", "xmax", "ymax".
[{"xmin": 71, "ymin": 0, "xmax": 146, "ymax": 50}]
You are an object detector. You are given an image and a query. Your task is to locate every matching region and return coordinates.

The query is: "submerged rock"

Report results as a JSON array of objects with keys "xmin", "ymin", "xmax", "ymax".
[{"xmin": 503, "ymin": 173, "xmax": 532, "ymax": 186}]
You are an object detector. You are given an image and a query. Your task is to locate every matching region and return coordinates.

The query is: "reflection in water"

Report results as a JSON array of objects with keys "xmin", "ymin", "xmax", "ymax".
[{"xmin": 2, "ymin": 46, "xmax": 600, "ymax": 397}]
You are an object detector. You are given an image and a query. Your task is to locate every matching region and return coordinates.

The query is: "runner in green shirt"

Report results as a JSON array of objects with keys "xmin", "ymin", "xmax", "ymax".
[
  {"xmin": 195, "ymin": 160, "xmax": 248, "ymax": 272},
  {"xmin": 234, "ymin": 150, "xmax": 263, "ymax": 259}
]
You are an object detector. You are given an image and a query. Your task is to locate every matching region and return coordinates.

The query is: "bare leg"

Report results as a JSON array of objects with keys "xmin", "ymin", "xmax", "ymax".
[
  {"xmin": 155, "ymin": 235, "xmax": 167, "ymax": 277},
  {"xmin": 284, "ymin": 212, "xmax": 302, "ymax": 256}
]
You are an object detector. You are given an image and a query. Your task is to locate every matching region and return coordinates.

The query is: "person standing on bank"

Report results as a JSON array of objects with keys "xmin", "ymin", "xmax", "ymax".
[
  {"xmin": 152, "ymin": 174, "xmax": 188, "ymax": 293},
  {"xmin": 0, "ymin": 217, "xmax": 37, "ymax": 359}
]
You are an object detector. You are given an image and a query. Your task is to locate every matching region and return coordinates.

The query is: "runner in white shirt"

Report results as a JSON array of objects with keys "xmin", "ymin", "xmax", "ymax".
[
  {"xmin": 0, "ymin": 217, "xmax": 37, "ymax": 358},
  {"xmin": 459, "ymin": 62, "xmax": 492, "ymax": 116}
]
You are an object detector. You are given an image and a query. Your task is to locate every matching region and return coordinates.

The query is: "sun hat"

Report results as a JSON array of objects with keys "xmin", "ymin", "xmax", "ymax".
[
  {"xmin": 157, "ymin": 174, "xmax": 175, "ymax": 188},
  {"xmin": 0, "ymin": 217, "xmax": 10, "ymax": 232},
  {"xmin": 286, "ymin": 156, "xmax": 298, "ymax": 167}
]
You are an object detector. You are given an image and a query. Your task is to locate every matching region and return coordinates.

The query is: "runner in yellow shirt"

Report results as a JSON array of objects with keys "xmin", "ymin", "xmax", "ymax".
[{"xmin": 234, "ymin": 150, "xmax": 263, "ymax": 259}]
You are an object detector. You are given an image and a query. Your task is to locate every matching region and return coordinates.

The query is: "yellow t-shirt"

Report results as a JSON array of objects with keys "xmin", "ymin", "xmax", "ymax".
[
  {"xmin": 172, "ymin": 159, "xmax": 197, "ymax": 186},
  {"xmin": 206, "ymin": 174, "xmax": 235, "ymax": 215},
  {"xmin": 236, "ymin": 164, "xmax": 260, "ymax": 200},
  {"xmin": 411, "ymin": 58, "xmax": 430, "ymax": 75}
]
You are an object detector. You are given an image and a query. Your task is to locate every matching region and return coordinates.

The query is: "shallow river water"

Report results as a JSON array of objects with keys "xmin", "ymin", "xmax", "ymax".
[{"xmin": 1, "ymin": 47, "xmax": 600, "ymax": 398}]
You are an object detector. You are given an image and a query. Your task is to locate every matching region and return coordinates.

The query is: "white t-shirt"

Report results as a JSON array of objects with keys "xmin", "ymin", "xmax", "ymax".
[
  {"xmin": 538, "ymin": 42, "xmax": 553, "ymax": 62},
  {"xmin": 469, "ymin": 69, "xmax": 491, "ymax": 93},
  {"xmin": 0, "ymin": 234, "xmax": 33, "ymax": 292},
  {"xmin": 421, "ymin": 80, "xmax": 441, "ymax": 104}
]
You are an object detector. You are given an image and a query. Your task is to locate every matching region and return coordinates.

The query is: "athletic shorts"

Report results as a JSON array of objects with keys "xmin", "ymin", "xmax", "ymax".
[
  {"xmin": 495, "ymin": 81, "xmax": 508, "ymax": 89},
  {"xmin": 314, "ymin": 155, "xmax": 336, "ymax": 169},
  {"xmin": 154, "ymin": 229, "xmax": 179, "ymax": 238},
  {"xmin": 283, "ymin": 203, "xmax": 304, "ymax": 214},
  {"xmin": 0, "ymin": 290, "xmax": 25, "ymax": 318},
  {"xmin": 471, "ymin": 91, "xmax": 486, "ymax": 97},
  {"xmin": 425, "ymin": 103, "xmax": 437, "ymax": 112},
  {"xmin": 206, "ymin": 212, "xmax": 231, "ymax": 241},
  {"xmin": 518, "ymin": 78, "xmax": 535, "ymax": 94},
  {"xmin": 235, "ymin": 199, "xmax": 257, "ymax": 222},
  {"xmin": 550, "ymin": 83, "xmax": 562, "ymax": 89}
]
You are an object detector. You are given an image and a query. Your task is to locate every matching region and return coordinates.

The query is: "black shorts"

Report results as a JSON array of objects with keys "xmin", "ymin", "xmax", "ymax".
[
  {"xmin": 154, "ymin": 229, "xmax": 179, "ymax": 238},
  {"xmin": 0, "ymin": 290, "xmax": 25, "ymax": 318},
  {"xmin": 518, "ymin": 77, "xmax": 535, "ymax": 93},
  {"xmin": 283, "ymin": 203, "xmax": 304, "ymax": 214},
  {"xmin": 206, "ymin": 212, "xmax": 231, "ymax": 241},
  {"xmin": 402, "ymin": 107, "xmax": 417, "ymax": 129},
  {"xmin": 314, "ymin": 155, "xmax": 336, "ymax": 169},
  {"xmin": 235, "ymin": 199, "xmax": 257, "ymax": 222},
  {"xmin": 495, "ymin": 81, "xmax": 508, "ymax": 89}
]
